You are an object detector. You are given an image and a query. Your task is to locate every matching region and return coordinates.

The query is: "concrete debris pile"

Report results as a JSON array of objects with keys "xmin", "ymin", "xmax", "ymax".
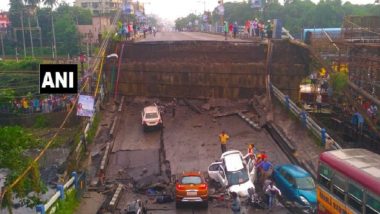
[{"xmin": 199, "ymin": 98, "xmax": 250, "ymax": 117}]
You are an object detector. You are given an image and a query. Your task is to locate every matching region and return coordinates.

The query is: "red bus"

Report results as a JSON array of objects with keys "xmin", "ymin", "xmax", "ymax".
[{"xmin": 317, "ymin": 149, "xmax": 380, "ymax": 214}]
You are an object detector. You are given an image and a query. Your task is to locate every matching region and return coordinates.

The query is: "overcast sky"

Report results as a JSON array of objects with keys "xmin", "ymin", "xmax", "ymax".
[{"xmin": 0, "ymin": 0, "xmax": 376, "ymax": 21}]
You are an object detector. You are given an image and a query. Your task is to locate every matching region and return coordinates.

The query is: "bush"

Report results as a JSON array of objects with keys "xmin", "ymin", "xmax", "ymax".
[
  {"xmin": 330, "ymin": 72, "xmax": 348, "ymax": 94},
  {"xmin": 86, "ymin": 113, "xmax": 101, "ymax": 144},
  {"xmin": 0, "ymin": 58, "xmax": 42, "ymax": 71},
  {"xmin": 34, "ymin": 115, "xmax": 48, "ymax": 128},
  {"xmin": 54, "ymin": 189, "xmax": 80, "ymax": 214}
]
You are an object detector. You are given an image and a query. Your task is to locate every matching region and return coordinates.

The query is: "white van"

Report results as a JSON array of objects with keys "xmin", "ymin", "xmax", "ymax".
[{"xmin": 208, "ymin": 150, "xmax": 255, "ymax": 197}]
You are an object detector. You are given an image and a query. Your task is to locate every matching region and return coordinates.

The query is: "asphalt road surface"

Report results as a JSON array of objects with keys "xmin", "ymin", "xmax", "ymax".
[
  {"xmin": 109, "ymin": 98, "xmax": 291, "ymax": 214},
  {"xmin": 139, "ymin": 31, "xmax": 248, "ymax": 42}
]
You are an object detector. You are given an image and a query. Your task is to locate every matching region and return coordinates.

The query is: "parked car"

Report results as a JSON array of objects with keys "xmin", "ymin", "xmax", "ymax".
[
  {"xmin": 141, "ymin": 104, "xmax": 163, "ymax": 131},
  {"xmin": 125, "ymin": 199, "xmax": 147, "ymax": 214},
  {"xmin": 208, "ymin": 150, "xmax": 256, "ymax": 198},
  {"xmin": 175, "ymin": 171, "xmax": 208, "ymax": 208},
  {"xmin": 272, "ymin": 164, "xmax": 316, "ymax": 212}
]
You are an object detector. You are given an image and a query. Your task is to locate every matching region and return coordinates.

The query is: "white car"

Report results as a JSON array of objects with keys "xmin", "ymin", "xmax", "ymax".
[
  {"xmin": 208, "ymin": 150, "xmax": 256, "ymax": 198},
  {"xmin": 141, "ymin": 104, "xmax": 163, "ymax": 131}
]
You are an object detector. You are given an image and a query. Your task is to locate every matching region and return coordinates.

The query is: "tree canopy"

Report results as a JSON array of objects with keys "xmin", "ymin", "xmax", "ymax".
[
  {"xmin": 6, "ymin": 0, "xmax": 93, "ymax": 56},
  {"xmin": 175, "ymin": 0, "xmax": 380, "ymax": 37}
]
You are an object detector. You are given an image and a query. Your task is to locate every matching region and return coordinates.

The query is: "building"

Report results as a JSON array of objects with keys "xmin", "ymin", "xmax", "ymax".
[
  {"xmin": 74, "ymin": 0, "xmax": 122, "ymax": 15},
  {"xmin": 0, "ymin": 11, "xmax": 10, "ymax": 29},
  {"xmin": 77, "ymin": 16, "xmax": 114, "ymax": 44}
]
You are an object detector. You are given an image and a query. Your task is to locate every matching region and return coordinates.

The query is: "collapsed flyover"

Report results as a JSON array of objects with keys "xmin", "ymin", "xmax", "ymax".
[{"xmin": 107, "ymin": 40, "xmax": 311, "ymax": 100}]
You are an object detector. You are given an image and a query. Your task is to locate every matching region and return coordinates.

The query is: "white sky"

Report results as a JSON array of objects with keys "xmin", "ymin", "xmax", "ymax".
[{"xmin": 0, "ymin": 0, "xmax": 376, "ymax": 21}]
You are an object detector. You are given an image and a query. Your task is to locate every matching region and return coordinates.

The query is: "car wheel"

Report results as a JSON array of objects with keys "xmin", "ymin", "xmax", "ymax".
[
  {"xmin": 175, "ymin": 202, "xmax": 181, "ymax": 209},
  {"xmin": 202, "ymin": 201, "xmax": 208, "ymax": 208}
]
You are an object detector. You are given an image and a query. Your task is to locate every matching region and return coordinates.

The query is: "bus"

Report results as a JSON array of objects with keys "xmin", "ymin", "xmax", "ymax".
[{"xmin": 317, "ymin": 149, "xmax": 380, "ymax": 214}]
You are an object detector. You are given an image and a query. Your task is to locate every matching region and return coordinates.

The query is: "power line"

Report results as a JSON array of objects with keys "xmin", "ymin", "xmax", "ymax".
[{"xmin": 0, "ymin": 8, "xmax": 122, "ymax": 203}]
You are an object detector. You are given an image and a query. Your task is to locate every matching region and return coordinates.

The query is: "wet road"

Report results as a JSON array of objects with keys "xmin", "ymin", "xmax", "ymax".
[
  {"xmin": 109, "ymin": 98, "xmax": 291, "ymax": 214},
  {"xmin": 139, "ymin": 31, "xmax": 247, "ymax": 42}
]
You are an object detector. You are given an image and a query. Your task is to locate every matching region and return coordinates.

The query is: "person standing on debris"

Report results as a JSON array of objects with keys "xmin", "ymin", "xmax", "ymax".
[
  {"xmin": 219, "ymin": 130, "xmax": 230, "ymax": 153},
  {"xmin": 248, "ymin": 144, "xmax": 256, "ymax": 159},
  {"xmin": 171, "ymin": 98, "xmax": 177, "ymax": 117},
  {"xmin": 256, "ymin": 156, "xmax": 273, "ymax": 184},
  {"xmin": 230, "ymin": 192, "xmax": 241, "ymax": 214},
  {"xmin": 265, "ymin": 181, "xmax": 281, "ymax": 209}
]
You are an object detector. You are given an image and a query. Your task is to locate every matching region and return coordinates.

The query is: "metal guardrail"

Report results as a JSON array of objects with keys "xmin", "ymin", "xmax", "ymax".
[
  {"xmin": 36, "ymin": 172, "xmax": 83, "ymax": 214},
  {"xmin": 271, "ymin": 84, "xmax": 342, "ymax": 150}
]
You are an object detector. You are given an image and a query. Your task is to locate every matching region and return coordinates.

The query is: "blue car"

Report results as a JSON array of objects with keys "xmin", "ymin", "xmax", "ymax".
[{"xmin": 272, "ymin": 164, "xmax": 316, "ymax": 211}]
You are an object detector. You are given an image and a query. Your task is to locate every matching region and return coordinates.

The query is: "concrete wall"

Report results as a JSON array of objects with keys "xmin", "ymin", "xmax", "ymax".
[
  {"xmin": 111, "ymin": 40, "xmax": 309, "ymax": 100},
  {"xmin": 0, "ymin": 111, "xmax": 80, "ymax": 128}
]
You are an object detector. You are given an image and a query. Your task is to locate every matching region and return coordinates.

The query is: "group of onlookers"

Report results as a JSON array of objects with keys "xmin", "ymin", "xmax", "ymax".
[
  {"xmin": 245, "ymin": 18, "xmax": 273, "ymax": 39},
  {"xmin": 223, "ymin": 18, "xmax": 273, "ymax": 40},
  {"xmin": 0, "ymin": 95, "xmax": 76, "ymax": 114}
]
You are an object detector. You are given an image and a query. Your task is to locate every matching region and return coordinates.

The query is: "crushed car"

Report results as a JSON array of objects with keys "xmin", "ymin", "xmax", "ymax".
[{"xmin": 208, "ymin": 150, "xmax": 256, "ymax": 198}]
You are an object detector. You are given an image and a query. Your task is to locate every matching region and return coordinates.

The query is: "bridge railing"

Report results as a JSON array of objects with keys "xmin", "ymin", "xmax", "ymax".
[
  {"xmin": 271, "ymin": 84, "xmax": 342, "ymax": 150},
  {"xmin": 36, "ymin": 171, "xmax": 86, "ymax": 214}
]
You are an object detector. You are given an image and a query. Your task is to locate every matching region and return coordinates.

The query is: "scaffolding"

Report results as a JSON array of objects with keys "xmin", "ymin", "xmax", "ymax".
[
  {"xmin": 306, "ymin": 16, "xmax": 380, "ymax": 138},
  {"xmin": 342, "ymin": 16, "xmax": 380, "ymax": 99}
]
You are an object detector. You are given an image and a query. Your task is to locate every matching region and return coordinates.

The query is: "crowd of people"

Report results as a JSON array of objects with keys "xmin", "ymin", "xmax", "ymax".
[
  {"xmin": 118, "ymin": 22, "xmax": 157, "ymax": 40},
  {"xmin": 222, "ymin": 18, "xmax": 273, "ymax": 40},
  {"xmin": 0, "ymin": 95, "xmax": 76, "ymax": 114},
  {"xmin": 219, "ymin": 132, "xmax": 281, "ymax": 212}
]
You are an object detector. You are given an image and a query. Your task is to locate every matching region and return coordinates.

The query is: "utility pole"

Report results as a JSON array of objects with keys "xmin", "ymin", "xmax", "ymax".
[
  {"xmin": 20, "ymin": 10, "xmax": 26, "ymax": 57},
  {"xmin": 218, "ymin": 0, "xmax": 224, "ymax": 25},
  {"xmin": 51, "ymin": 9, "xmax": 57, "ymax": 59},
  {"xmin": 0, "ymin": 32, "xmax": 5, "ymax": 58},
  {"xmin": 35, "ymin": 10, "xmax": 42, "ymax": 57},
  {"xmin": 27, "ymin": 9, "xmax": 35, "ymax": 58}
]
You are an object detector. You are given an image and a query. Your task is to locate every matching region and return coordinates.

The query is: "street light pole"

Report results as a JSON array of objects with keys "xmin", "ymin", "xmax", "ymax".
[
  {"xmin": 0, "ymin": 32, "xmax": 5, "ymax": 58},
  {"xmin": 20, "ymin": 11, "xmax": 26, "ymax": 57},
  {"xmin": 51, "ymin": 9, "xmax": 57, "ymax": 59},
  {"xmin": 27, "ymin": 14, "xmax": 35, "ymax": 58},
  {"xmin": 218, "ymin": 0, "xmax": 224, "ymax": 25}
]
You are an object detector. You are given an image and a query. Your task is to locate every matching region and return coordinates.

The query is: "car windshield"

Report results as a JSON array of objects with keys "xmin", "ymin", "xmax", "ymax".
[
  {"xmin": 181, "ymin": 176, "xmax": 202, "ymax": 184},
  {"xmin": 295, "ymin": 177, "xmax": 315, "ymax": 190},
  {"xmin": 226, "ymin": 168, "xmax": 249, "ymax": 185},
  {"xmin": 145, "ymin": 112, "xmax": 159, "ymax": 119}
]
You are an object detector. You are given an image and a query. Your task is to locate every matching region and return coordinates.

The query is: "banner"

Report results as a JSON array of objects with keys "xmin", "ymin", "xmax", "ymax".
[
  {"xmin": 251, "ymin": 0, "xmax": 262, "ymax": 8},
  {"xmin": 217, "ymin": 5, "xmax": 224, "ymax": 15},
  {"xmin": 123, "ymin": 3, "xmax": 134, "ymax": 15},
  {"xmin": 77, "ymin": 95, "xmax": 95, "ymax": 117}
]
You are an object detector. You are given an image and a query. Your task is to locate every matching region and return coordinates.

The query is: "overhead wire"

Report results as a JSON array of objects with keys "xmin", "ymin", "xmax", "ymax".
[{"xmin": 0, "ymin": 8, "xmax": 122, "ymax": 203}]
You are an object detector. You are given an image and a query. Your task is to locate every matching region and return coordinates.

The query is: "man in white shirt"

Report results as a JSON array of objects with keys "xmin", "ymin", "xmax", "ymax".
[{"xmin": 265, "ymin": 181, "xmax": 281, "ymax": 209}]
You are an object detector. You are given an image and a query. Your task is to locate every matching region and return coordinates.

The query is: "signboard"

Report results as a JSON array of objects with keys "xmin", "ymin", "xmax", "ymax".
[
  {"xmin": 251, "ymin": 0, "xmax": 262, "ymax": 8},
  {"xmin": 203, "ymin": 14, "xmax": 208, "ymax": 22},
  {"xmin": 123, "ymin": 3, "xmax": 134, "ymax": 15},
  {"xmin": 273, "ymin": 19, "xmax": 283, "ymax": 39},
  {"xmin": 217, "ymin": 5, "xmax": 224, "ymax": 15},
  {"xmin": 77, "ymin": 95, "xmax": 95, "ymax": 117}
]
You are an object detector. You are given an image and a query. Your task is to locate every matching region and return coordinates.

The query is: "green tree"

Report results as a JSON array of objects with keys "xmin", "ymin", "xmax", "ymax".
[
  {"xmin": 43, "ymin": 0, "xmax": 58, "ymax": 58},
  {"xmin": 0, "ymin": 126, "xmax": 44, "ymax": 211},
  {"xmin": 54, "ymin": 4, "xmax": 81, "ymax": 56}
]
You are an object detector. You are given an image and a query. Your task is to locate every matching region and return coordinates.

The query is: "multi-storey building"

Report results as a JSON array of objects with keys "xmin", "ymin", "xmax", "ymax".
[
  {"xmin": 0, "ymin": 12, "xmax": 10, "ymax": 29},
  {"xmin": 74, "ymin": 0, "xmax": 122, "ymax": 15}
]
